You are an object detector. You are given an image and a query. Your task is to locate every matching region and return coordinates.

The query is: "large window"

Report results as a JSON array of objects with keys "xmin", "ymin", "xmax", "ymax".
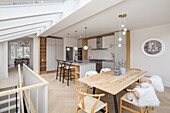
[{"xmin": 15, "ymin": 46, "xmax": 30, "ymax": 58}]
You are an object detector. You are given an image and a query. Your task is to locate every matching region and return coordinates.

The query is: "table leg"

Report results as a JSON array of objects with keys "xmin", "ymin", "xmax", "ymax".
[
  {"xmin": 92, "ymin": 87, "xmax": 96, "ymax": 94},
  {"xmin": 113, "ymin": 95, "xmax": 118, "ymax": 113}
]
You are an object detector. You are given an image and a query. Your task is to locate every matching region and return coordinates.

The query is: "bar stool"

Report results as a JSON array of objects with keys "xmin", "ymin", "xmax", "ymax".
[
  {"xmin": 63, "ymin": 62, "xmax": 75, "ymax": 86},
  {"xmin": 58, "ymin": 60, "xmax": 66, "ymax": 82},
  {"xmin": 56, "ymin": 60, "xmax": 63, "ymax": 80}
]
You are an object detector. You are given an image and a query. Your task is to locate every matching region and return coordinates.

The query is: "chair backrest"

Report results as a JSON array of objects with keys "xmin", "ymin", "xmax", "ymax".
[
  {"xmin": 76, "ymin": 85, "xmax": 105, "ymax": 112},
  {"xmin": 85, "ymin": 71, "xmax": 98, "ymax": 77},
  {"xmin": 130, "ymin": 68, "xmax": 141, "ymax": 71},
  {"xmin": 100, "ymin": 68, "xmax": 111, "ymax": 73}
]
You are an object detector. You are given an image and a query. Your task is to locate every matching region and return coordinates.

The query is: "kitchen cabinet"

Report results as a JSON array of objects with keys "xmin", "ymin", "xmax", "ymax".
[{"xmin": 47, "ymin": 38, "xmax": 63, "ymax": 71}]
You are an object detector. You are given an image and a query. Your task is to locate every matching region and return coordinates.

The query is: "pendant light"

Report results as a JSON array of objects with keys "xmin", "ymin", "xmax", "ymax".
[
  {"xmin": 118, "ymin": 13, "xmax": 127, "ymax": 47},
  {"xmin": 83, "ymin": 27, "xmax": 88, "ymax": 50},
  {"xmin": 74, "ymin": 30, "xmax": 78, "ymax": 51},
  {"xmin": 66, "ymin": 33, "xmax": 70, "ymax": 51}
]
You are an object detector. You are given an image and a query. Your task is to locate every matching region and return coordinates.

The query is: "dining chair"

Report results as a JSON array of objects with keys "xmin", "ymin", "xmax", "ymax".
[
  {"xmin": 120, "ymin": 88, "xmax": 150, "ymax": 113},
  {"xmin": 85, "ymin": 71, "xmax": 98, "ymax": 94},
  {"xmin": 76, "ymin": 85, "xmax": 108, "ymax": 113},
  {"xmin": 130, "ymin": 68, "xmax": 141, "ymax": 71},
  {"xmin": 139, "ymin": 76, "xmax": 154, "ymax": 110}
]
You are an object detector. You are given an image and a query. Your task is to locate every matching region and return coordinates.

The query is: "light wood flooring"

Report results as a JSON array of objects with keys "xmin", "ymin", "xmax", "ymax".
[
  {"xmin": 0, "ymin": 67, "xmax": 18, "ymax": 89},
  {"xmin": 1, "ymin": 68, "xmax": 170, "ymax": 113},
  {"xmin": 42, "ymin": 73, "xmax": 170, "ymax": 113}
]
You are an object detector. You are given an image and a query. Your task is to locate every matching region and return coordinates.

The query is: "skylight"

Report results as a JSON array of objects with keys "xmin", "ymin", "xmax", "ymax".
[{"xmin": 0, "ymin": 0, "xmax": 65, "ymax": 6}]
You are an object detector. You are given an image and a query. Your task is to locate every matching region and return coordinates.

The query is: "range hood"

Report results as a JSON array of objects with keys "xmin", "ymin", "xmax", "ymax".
[{"xmin": 91, "ymin": 37, "xmax": 108, "ymax": 50}]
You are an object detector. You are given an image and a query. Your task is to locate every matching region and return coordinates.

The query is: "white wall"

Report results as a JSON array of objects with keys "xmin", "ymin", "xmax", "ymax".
[
  {"xmin": 29, "ymin": 38, "xmax": 33, "ymax": 69},
  {"xmin": 0, "ymin": 41, "xmax": 8, "ymax": 79},
  {"xmin": 131, "ymin": 24, "xmax": 170, "ymax": 87}
]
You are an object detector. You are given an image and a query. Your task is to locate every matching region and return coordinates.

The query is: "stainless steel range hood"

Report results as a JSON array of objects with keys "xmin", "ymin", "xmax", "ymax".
[{"xmin": 91, "ymin": 37, "xmax": 108, "ymax": 50}]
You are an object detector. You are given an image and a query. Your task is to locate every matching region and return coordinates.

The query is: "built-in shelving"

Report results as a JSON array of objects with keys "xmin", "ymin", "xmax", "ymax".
[{"xmin": 39, "ymin": 37, "xmax": 47, "ymax": 74}]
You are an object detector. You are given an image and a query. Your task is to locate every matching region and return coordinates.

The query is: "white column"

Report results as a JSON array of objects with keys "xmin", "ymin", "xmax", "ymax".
[
  {"xmin": 33, "ymin": 37, "xmax": 39, "ymax": 74},
  {"xmin": 0, "ymin": 41, "xmax": 8, "ymax": 79},
  {"xmin": 29, "ymin": 38, "xmax": 34, "ymax": 69}
]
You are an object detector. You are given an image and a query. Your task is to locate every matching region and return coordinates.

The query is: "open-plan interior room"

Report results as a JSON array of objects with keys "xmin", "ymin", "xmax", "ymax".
[{"xmin": 0, "ymin": 0, "xmax": 170, "ymax": 113}]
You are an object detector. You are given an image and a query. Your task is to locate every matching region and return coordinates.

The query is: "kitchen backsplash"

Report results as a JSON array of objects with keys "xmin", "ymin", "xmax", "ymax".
[{"xmin": 88, "ymin": 47, "xmax": 114, "ymax": 60}]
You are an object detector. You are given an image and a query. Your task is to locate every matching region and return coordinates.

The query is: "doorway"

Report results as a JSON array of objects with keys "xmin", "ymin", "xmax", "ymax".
[{"xmin": 66, "ymin": 47, "xmax": 73, "ymax": 61}]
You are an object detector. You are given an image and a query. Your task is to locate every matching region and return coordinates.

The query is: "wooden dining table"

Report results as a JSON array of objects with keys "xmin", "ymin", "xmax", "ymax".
[{"xmin": 78, "ymin": 69, "xmax": 148, "ymax": 113}]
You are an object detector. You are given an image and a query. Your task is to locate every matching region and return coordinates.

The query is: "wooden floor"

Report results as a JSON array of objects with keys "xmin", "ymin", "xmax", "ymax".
[
  {"xmin": 0, "ymin": 67, "xmax": 18, "ymax": 89},
  {"xmin": 42, "ymin": 73, "xmax": 170, "ymax": 113},
  {"xmin": 1, "ymin": 68, "xmax": 170, "ymax": 113}
]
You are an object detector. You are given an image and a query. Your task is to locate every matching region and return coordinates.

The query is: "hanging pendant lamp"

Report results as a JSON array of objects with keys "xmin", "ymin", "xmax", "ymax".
[
  {"xmin": 118, "ymin": 13, "xmax": 127, "ymax": 47},
  {"xmin": 66, "ymin": 33, "xmax": 70, "ymax": 51},
  {"xmin": 74, "ymin": 30, "xmax": 78, "ymax": 51},
  {"xmin": 83, "ymin": 27, "xmax": 88, "ymax": 50}
]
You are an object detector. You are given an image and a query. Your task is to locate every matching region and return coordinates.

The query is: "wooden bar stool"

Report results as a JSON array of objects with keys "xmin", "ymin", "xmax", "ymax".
[
  {"xmin": 56, "ymin": 60, "xmax": 63, "ymax": 80},
  {"xmin": 63, "ymin": 62, "xmax": 75, "ymax": 86},
  {"xmin": 58, "ymin": 61, "xmax": 66, "ymax": 82}
]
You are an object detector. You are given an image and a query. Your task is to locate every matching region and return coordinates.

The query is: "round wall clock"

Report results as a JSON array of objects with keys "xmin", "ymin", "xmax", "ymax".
[{"xmin": 142, "ymin": 38, "xmax": 165, "ymax": 57}]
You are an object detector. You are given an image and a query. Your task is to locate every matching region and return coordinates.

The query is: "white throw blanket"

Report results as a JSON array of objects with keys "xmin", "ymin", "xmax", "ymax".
[
  {"xmin": 100, "ymin": 68, "xmax": 111, "ymax": 73},
  {"xmin": 148, "ymin": 75, "xmax": 164, "ymax": 92},
  {"xmin": 85, "ymin": 71, "xmax": 98, "ymax": 77},
  {"xmin": 127, "ymin": 83, "xmax": 160, "ymax": 107}
]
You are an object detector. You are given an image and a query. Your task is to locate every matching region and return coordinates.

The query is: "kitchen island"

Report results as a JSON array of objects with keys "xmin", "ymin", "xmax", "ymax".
[{"xmin": 65, "ymin": 62, "xmax": 96, "ymax": 84}]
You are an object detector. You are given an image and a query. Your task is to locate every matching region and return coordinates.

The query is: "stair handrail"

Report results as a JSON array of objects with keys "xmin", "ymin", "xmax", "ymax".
[
  {"xmin": 0, "ymin": 64, "xmax": 49, "ymax": 113},
  {"xmin": 18, "ymin": 64, "xmax": 24, "ymax": 113}
]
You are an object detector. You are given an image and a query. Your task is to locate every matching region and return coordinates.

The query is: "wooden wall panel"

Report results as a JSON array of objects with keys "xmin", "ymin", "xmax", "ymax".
[
  {"xmin": 126, "ymin": 30, "xmax": 130, "ymax": 70},
  {"xmin": 82, "ymin": 39, "xmax": 88, "ymax": 60}
]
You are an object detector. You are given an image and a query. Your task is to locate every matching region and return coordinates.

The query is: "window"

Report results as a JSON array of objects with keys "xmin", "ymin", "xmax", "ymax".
[
  {"xmin": 24, "ymin": 47, "xmax": 30, "ymax": 58},
  {"xmin": 17, "ymin": 46, "xmax": 23, "ymax": 58},
  {"xmin": 11, "ymin": 45, "xmax": 15, "ymax": 59}
]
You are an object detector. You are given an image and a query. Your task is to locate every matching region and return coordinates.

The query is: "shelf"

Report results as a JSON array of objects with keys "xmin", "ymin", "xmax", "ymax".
[
  {"xmin": 40, "ymin": 60, "xmax": 46, "ymax": 62},
  {"xmin": 40, "ymin": 65, "xmax": 46, "ymax": 68},
  {"xmin": 76, "ymin": 72, "xmax": 80, "ymax": 74}
]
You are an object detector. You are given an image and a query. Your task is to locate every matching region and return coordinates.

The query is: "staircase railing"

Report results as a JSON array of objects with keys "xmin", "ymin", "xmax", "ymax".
[{"xmin": 0, "ymin": 64, "xmax": 49, "ymax": 113}]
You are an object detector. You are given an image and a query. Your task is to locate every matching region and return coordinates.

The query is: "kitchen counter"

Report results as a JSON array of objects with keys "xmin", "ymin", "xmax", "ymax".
[{"xmin": 72, "ymin": 62, "xmax": 96, "ymax": 66}]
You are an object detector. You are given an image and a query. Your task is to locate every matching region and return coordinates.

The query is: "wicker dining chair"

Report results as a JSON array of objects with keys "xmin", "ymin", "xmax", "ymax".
[
  {"xmin": 76, "ymin": 85, "xmax": 108, "ymax": 113},
  {"xmin": 120, "ymin": 88, "xmax": 150, "ymax": 113}
]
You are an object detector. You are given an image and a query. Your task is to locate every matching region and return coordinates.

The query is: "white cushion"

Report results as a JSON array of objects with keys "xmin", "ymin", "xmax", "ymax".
[
  {"xmin": 85, "ymin": 71, "xmax": 98, "ymax": 88},
  {"xmin": 100, "ymin": 68, "xmax": 111, "ymax": 73},
  {"xmin": 78, "ymin": 96, "xmax": 106, "ymax": 113},
  {"xmin": 85, "ymin": 71, "xmax": 98, "ymax": 77},
  {"xmin": 65, "ymin": 66, "xmax": 75, "ymax": 69}
]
